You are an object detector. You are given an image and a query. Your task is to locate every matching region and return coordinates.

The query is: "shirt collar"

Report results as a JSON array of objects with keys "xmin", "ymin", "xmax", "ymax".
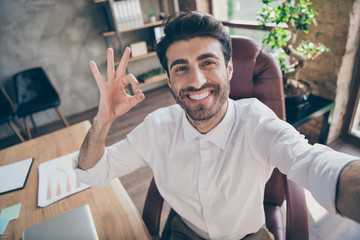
[{"xmin": 182, "ymin": 99, "xmax": 236, "ymax": 150}]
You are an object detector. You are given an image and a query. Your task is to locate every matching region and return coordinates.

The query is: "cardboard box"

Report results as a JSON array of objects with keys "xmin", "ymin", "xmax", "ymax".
[{"xmin": 130, "ymin": 41, "xmax": 148, "ymax": 57}]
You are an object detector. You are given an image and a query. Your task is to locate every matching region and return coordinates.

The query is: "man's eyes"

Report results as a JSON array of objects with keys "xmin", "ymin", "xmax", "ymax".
[
  {"xmin": 175, "ymin": 66, "xmax": 189, "ymax": 72},
  {"xmin": 174, "ymin": 60, "xmax": 216, "ymax": 72},
  {"xmin": 202, "ymin": 60, "xmax": 216, "ymax": 66}
]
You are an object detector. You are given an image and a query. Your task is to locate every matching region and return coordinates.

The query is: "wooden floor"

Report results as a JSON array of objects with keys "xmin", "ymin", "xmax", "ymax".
[{"xmin": 1, "ymin": 86, "xmax": 360, "ymax": 239}]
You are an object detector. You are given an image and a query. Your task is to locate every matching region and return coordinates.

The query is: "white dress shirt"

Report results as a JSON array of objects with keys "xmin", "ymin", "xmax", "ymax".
[{"xmin": 74, "ymin": 98, "xmax": 357, "ymax": 240}]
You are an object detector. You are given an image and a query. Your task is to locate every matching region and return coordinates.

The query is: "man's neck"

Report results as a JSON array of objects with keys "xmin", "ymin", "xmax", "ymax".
[{"xmin": 187, "ymin": 100, "xmax": 228, "ymax": 134}]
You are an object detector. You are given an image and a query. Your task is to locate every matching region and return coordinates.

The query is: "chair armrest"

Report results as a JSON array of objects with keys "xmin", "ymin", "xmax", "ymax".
[
  {"xmin": 142, "ymin": 177, "xmax": 164, "ymax": 237},
  {"xmin": 283, "ymin": 178, "xmax": 309, "ymax": 240}
]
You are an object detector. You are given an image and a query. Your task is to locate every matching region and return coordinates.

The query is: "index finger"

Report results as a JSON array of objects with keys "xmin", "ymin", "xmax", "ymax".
[
  {"xmin": 115, "ymin": 47, "xmax": 131, "ymax": 80},
  {"xmin": 89, "ymin": 60, "xmax": 104, "ymax": 88},
  {"xmin": 107, "ymin": 48, "xmax": 115, "ymax": 81}
]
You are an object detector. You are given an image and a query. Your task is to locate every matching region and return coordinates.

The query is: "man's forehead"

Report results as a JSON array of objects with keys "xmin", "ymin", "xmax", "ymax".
[{"xmin": 166, "ymin": 37, "xmax": 224, "ymax": 63}]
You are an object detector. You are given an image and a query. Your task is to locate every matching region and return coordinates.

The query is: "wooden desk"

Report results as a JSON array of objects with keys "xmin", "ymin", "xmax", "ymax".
[{"xmin": 0, "ymin": 121, "xmax": 150, "ymax": 240}]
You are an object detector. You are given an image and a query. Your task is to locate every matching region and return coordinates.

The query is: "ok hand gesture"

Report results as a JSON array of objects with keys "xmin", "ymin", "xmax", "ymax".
[{"xmin": 89, "ymin": 47, "xmax": 145, "ymax": 126}]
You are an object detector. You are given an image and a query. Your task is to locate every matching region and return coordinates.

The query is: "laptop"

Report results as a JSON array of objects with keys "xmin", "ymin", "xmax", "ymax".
[{"xmin": 22, "ymin": 204, "xmax": 99, "ymax": 240}]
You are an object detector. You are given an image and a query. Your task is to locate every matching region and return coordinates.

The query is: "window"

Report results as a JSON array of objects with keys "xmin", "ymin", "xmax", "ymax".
[
  {"xmin": 350, "ymin": 97, "xmax": 360, "ymax": 137},
  {"xmin": 226, "ymin": 0, "xmax": 275, "ymax": 45},
  {"xmin": 342, "ymin": 44, "xmax": 360, "ymax": 143},
  {"xmin": 343, "ymin": 79, "xmax": 360, "ymax": 142}
]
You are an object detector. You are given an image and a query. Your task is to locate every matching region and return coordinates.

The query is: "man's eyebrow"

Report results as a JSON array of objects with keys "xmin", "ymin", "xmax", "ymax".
[
  {"xmin": 170, "ymin": 59, "xmax": 189, "ymax": 70},
  {"xmin": 196, "ymin": 53, "xmax": 220, "ymax": 61}
]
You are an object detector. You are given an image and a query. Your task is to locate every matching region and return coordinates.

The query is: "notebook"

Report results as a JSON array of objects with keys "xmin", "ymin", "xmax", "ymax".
[
  {"xmin": 0, "ymin": 158, "xmax": 33, "ymax": 195},
  {"xmin": 22, "ymin": 204, "xmax": 99, "ymax": 240}
]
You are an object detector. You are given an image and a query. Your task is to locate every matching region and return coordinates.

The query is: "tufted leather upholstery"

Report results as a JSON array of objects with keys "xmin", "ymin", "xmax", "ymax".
[
  {"xmin": 142, "ymin": 36, "xmax": 309, "ymax": 240},
  {"xmin": 13, "ymin": 67, "xmax": 69, "ymax": 139}
]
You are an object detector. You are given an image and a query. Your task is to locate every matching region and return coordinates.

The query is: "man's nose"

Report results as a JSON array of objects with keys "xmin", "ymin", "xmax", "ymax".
[{"xmin": 189, "ymin": 68, "xmax": 206, "ymax": 89}]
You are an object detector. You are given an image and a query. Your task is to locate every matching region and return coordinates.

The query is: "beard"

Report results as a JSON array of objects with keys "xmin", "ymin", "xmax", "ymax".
[{"xmin": 170, "ymin": 79, "xmax": 230, "ymax": 122}]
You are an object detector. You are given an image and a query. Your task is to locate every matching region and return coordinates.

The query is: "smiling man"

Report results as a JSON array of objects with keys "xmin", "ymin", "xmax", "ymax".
[
  {"xmin": 166, "ymin": 37, "xmax": 232, "ymax": 133},
  {"xmin": 74, "ymin": 11, "xmax": 360, "ymax": 240}
]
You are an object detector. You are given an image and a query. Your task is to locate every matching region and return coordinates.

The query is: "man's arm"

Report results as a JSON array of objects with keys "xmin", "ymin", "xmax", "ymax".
[
  {"xmin": 78, "ymin": 47, "xmax": 145, "ymax": 170},
  {"xmin": 336, "ymin": 160, "xmax": 360, "ymax": 223}
]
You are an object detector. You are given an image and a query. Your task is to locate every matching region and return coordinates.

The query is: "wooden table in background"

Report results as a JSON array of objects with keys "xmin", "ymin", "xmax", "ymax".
[
  {"xmin": 286, "ymin": 95, "xmax": 335, "ymax": 144},
  {"xmin": 0, "ymin": 121, "xmax": 150, "ymax": 240}
]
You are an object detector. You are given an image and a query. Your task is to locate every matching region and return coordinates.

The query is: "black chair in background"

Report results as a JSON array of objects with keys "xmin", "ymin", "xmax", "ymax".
[
  {"xmin": 13, "ymin": 67, "xmax": 69, "ymax": 139},
  {"xmin": 0, "ymin": 86, "xmax": 25, "ymax": 142}
]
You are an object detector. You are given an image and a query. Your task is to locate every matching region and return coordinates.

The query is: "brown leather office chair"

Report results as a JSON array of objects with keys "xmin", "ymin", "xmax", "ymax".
[{"xmin": 142, "ymin": 36, "xmax": 309, "ymax": 240}]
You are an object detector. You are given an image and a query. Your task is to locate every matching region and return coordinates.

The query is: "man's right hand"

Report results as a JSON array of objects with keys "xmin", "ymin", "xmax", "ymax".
[
  {"xmin": 78, "ymin": 48, "xmax": 145, "ymax": 170},
  {"xmin": 90, "ymin": 47, "xmax": 145, "ymax": 127}
]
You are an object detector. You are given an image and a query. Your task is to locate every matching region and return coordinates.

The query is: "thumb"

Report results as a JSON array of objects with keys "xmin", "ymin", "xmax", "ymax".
[
  {"xmin": 131, "ymin": 90, "xmax": 145, "ymax": 106},
  {"xmin": 135, "ymin": 90, "xmax": 145, "ymax": 102}
]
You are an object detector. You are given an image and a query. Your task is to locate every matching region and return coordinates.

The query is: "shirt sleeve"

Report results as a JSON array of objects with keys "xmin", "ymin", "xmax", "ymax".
[
  {"xmin": 248, "ymin": 100, "xmax": 358, "ymax": 214},
  {"xmin": 73, "ymin": 135, "xmax": 148, "ymax": 187}
]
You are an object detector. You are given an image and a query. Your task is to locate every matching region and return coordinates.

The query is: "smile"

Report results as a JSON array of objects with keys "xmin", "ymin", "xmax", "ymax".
[{"xmin": 188, "ymin": 90, "xmax": 211, "ymax": 101}]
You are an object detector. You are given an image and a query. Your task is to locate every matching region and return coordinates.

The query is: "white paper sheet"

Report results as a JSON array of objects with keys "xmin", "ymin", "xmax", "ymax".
[
  {"xmin": 0, "ymin": 158, "xmax": 33, "ymax": 194},
  {"xmin": 37, "ymin": 152, "xmax": 90, "ymax": 207}
]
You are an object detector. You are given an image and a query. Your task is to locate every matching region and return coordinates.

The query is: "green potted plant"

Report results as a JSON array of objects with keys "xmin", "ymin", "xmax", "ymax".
[
  {"xmin": 149, "ymin": 12, "xmax": 156, "ymax": 23},
  {"xmin": 257, "ymin": 0, "xmax": 329, "ymax": 108}
]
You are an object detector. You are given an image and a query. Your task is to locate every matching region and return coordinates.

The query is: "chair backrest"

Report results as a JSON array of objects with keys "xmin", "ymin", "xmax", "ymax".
[
  {"xmin": 142, "ymin": 36, "xmax": 308, "ymax": 240},
  {"xmin": 230, "ymin": 35, "xmax": 286, "ymax": 206},
  {"xmin": 13, "ymin": 67, "xmax": 58, "ymax": 106}
]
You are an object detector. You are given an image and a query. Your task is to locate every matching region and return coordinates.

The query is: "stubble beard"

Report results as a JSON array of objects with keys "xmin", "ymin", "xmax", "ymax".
[{"xmin": 170, "ymin": 79, "xmax": 230, "ymax": 122}]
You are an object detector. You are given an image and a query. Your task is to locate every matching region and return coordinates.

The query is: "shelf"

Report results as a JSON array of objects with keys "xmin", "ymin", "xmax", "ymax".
[
  {"xmin": 129, "ymin": 51, "xmax": 157, "ymax": 62},
  {"xmin": 120, "ymin": 21, "xmax": 162, "ymax": 33},
  {"xmin": 139, "ymin": 73, "xmax": 167, "ymax": 92},
  {"xmin": 114, "ymin": 51, "xmax": 157, "ymax": 65},
  {"xmin": 95, "ymin": 0, "xmax": 170, "ymax": 94},
  {"xmin": 101, "ymin": 31, "xmax": 116, "ymax": 37},
  {"xmin": 101, "ymin": 20, "xmax": 162, "ymax": 37},
  {"xmin": 140, "ymin": 73, "xmax": 167, "ymax": 86}
]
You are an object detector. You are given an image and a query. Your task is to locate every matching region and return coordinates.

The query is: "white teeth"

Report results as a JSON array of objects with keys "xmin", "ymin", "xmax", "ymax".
[{"xmin": 189, "ymin": 91, "xmax": 210, "ymax": 100}]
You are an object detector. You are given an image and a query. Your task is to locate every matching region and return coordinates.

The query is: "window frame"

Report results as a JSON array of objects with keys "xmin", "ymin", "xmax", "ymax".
[{"xmin": 341, "ymin": 44, "xmax": 360, "ymax": 144}]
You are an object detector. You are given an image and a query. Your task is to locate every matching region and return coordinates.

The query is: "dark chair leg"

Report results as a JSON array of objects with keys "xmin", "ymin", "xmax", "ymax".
[
  {"xmin": 55, "ymin": 107, "xmax": 69, "ymax": 127},
  {"xmin": 24, "ymin": 117, "xmax": 32, "ymax": 139},
  {"xmin": 13, "ymin": 118, "xmax": 25, "ymax": 135},
  {"xmin": 8, "ymin": 122, "xmax": 25, "ymax": 142},
  {"xmin": 30, "ymin": 115, "xmax": 38, "ymax": 134}
]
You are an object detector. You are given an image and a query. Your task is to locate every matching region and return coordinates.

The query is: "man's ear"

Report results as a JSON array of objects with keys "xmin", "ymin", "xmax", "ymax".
[
  {"xmin": 166, "ymin": 71, "xmax": 171, "ymax": 87},
  {"xmin": 227, "ymin": 58, "xmax": 233, "ymax": 81}
]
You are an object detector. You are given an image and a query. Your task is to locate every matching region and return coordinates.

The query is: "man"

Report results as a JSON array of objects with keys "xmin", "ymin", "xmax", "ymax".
[{"xmin": 74, "ymin": 11, "xmax": 360, "ymax": 240}]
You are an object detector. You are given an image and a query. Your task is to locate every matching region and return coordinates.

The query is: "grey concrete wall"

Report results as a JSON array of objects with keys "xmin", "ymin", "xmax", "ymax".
[{"xmin": 0, "ymin": 0, "xmax": 109, "ymax": 138}]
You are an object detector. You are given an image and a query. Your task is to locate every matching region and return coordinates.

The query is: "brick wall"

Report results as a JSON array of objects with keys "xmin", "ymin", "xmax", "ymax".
[
  {"xmin": 297, "ymin": 0, "xmax": 360, "ymax": 142},
  {"xmin": 187, "ymin": 0, "xmax": 360, "ymax": 143}
]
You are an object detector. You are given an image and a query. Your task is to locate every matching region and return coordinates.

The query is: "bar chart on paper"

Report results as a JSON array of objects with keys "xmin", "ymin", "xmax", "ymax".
[{"xmin": 37, "ymin": 152, "xmax": 90, "ymax": 207}]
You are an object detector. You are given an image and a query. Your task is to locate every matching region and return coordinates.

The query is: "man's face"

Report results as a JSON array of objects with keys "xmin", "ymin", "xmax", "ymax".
[{"xmin": 166, "ymin": 37, "xmax": 233, "ymax": 122}]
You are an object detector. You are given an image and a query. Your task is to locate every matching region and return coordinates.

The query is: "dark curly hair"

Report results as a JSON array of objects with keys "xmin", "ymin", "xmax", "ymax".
[{"xmin": 156, "ymin": 11, "xmax": 232, "ymax": 74}]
